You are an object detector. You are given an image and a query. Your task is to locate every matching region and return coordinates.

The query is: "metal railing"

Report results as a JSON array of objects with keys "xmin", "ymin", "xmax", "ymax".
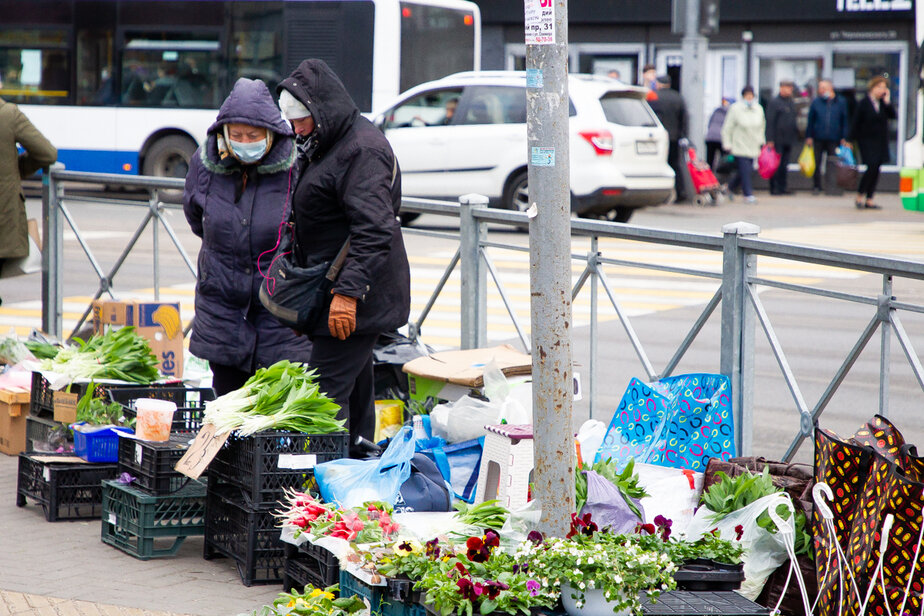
[{"xmin": 41, "ymin": 168, "xmax": 924, "ymax": 461}]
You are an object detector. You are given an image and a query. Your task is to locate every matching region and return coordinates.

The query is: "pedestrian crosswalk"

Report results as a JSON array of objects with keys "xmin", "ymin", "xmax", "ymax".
[{"xmin": 2, "ymin": 221, "xmax": 924, "ymax": 349}]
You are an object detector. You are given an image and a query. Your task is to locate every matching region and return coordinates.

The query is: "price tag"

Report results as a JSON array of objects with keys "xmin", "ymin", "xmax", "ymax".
[
  {"xmin": 277, "ymin": 454, "xmax": 318, "ymax": 470},
  {"xmin": 108, "ymin": 512, "xmax": 117, "ymax": 525},
  {"xmin": 43, "ymin": 467, "xmax": 50, "ymax": 482},
  {"xmin": 174, "ymin": 423, "xmax": 230, "ymax": 479},
  {"xmin": 135, "ymin": 442, "xmax": 143, "ymax": 465}
]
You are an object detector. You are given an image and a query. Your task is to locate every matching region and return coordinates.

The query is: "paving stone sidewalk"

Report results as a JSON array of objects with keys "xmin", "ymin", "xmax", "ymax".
[{"xmin": 0, "ymin": 454, "xmax": 280, "ymax": 616}]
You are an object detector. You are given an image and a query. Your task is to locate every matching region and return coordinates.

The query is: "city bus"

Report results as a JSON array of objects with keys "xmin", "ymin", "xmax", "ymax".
[{"xmin": 0, "ymin": 0, "xmax": 481, "ymax": 181}]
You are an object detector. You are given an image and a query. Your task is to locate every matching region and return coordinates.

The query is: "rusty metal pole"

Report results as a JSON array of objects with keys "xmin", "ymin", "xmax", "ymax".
[{"xmin": 525, "ymin": 0, "xmax": 574, "ymax": 537}]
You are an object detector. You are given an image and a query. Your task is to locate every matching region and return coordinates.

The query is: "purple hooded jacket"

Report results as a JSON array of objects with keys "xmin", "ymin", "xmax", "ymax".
[{"xmin": 183, "ymin": 78, "xmax": 311, "ymax": 371}]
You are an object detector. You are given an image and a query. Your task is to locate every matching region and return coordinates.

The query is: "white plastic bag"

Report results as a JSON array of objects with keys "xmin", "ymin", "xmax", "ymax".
[
  {"xmin": 683, "ymin": 492, "xmax": 793, "ymax": 600},
  {"xmin": 636, "ymin": 462, "xmax": 703, "ymax": 537},
  {"xmin": 430, "ymin": 361, "xmax": 530, "ymax": 443},
  {"xmin": 576, "ymin": 420, "xmax": 607, "ymax": 464}
]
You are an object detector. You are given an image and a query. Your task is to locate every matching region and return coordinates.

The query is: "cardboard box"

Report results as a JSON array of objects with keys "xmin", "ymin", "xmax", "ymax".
[
  {"xmin": 53, "ymin": 390, "xmax": 79, "ymax": 424},
  {"xmin": 402, "ymin": 345, "xmax": 533, "ymax": 402},
  {"xmin": 0, "ymin": 390, "xmax": 30, "ymax": 455},
  {"xmin": 91, "ymin": 300, "xmax": 184, "ymax": 379}
]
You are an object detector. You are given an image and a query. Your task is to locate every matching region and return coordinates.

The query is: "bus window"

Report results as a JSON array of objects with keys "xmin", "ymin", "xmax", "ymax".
[
  {"xmin": 77, "ymin": 30, "xmax": 114, "ymax": 106},
  {"xmin": 399, "ymin": 2, "xmax": 477, "ymax": 94},
  {"xmin": 229, "ymin": 3, "xmax": 284, "ymax": 94},
  {"xmin": 121, "ymin": 33, "xmax": 221, "ymax": 109},
  {"xmin": 0, "ymin": 29, "xmax": 70, "ymax": 104}
]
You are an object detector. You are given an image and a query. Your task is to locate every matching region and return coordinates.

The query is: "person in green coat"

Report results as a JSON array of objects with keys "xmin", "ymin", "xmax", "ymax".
[{"xmin": 0, "ymin": 75, "xmax": 57, "ymax": 304}]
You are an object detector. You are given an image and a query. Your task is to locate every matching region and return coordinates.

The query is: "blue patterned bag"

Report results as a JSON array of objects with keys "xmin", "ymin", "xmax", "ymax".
[{"xmin": 595, "ymin": 373, "xmax": 734, "ymax": 472}]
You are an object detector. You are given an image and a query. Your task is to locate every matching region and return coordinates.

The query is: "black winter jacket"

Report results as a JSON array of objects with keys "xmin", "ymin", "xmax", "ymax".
[
  {"xmin": 765, "ymin": 95, "xmax": 799, "ymax": 147},
  {"xmin": 183, "ymin": 78, "xmax": 311, "ymax": 371},
  {"xmin": 649, "ymin": 87, "xmax": 688, "ymax": 142},
  {"xmin": 277, "ymin": 59, "xmax": 410, "ymax": 337},
  {"xmin": 849, "ymin": 95, "xmax": 896, "ymax": 167}
]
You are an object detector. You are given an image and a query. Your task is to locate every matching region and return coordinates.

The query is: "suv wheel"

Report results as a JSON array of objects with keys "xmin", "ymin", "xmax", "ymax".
[{"xmin": 502, "ymin": 170, "xmax": 529, "ymax": 212}]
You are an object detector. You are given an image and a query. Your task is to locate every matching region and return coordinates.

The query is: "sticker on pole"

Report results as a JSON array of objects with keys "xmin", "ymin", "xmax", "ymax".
[
  {"xmin": 526, "ymin": 68, "xmax": 543, "ymax": 88},
  {"xmin": 524, "ymin": 0, "xmax": 555, "ymax": 45},
  {"xmin": 531, "ymin": 147, "xmax": 555, "ymax": 167}
]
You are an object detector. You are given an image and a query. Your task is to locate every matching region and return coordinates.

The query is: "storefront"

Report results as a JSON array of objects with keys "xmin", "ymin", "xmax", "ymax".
[{"xmin": 473, "ymin": 0, "xmax": 915, "ymax": 172}]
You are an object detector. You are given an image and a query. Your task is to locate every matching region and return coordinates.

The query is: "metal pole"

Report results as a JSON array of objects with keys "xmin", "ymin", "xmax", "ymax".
[
  {"xmin": 680, "ymin": 0, "xmax": 707, "ymax": 155},
  {"xmin": 151, "ymin": 192, "xmax": 160, "ymax": 301},
  {"xmin": 41, "ymin": 164, "xmax": 64, "ymax": 339},
  {"xmin": 879, "ymin": 275, "xmax": 893, "ymax": 416},
  {"xmin": 526, "ymin": 0, "xmax": 574, "ymax": 537},
  {"xmin": 459, "ymin": 193, "xmax": 488, "ymax": 349},
  {"xmin": 719, "ymin": 221, "xmax": 759, "ymax": 456},
  {"xmin": 589, "ymin": 237, "xmax": 599, "ymax": 420}
]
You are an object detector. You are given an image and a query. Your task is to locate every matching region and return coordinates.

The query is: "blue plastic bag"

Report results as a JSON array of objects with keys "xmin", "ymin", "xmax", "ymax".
[
  {"xmin": 595, "ymin": 373, "xmax": 734, "ymax": 472},
  {"xmin": 315, "ymin": 426, "xmax": 416, "ymax": 508},
  {"xmin": 837, "ymin": 145, "xmax": 856, "ymax": 167},
  {"xmin": 422, "ymin": 437, "xmax": 485, "ymax": 503}
]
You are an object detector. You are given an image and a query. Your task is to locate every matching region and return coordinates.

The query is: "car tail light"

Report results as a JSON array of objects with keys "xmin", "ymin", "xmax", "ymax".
[
  {"xmin": 602, "ymin": 189, "xmax": 624, "ymax": 196},
  {"xmin": 578, "ymin": 130, "xmax": 614, "ymax": 156}
]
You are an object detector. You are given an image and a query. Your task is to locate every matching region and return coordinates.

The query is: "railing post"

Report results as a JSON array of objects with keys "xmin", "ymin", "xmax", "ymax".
[
  {"xmin": 589, "ymin": 237, "xmax": 599, "ymax": 420},
  {"xmin": 879, "ymin": 275, "xmax": 894, "ymax": 416},
  {"xmin": 459, "ymin": 193, "xmax": 488, "ymax": 349},
  {"xmin": 720, "ymin": 221, "xmax": 760, "ymax": 456},
  {"xmin": 150, "ymin": 191, "xmax": 161, "ymax": 301},
  {"xmin": 41, "ymin": 163, "xmax": 65, "ymax": 339}
]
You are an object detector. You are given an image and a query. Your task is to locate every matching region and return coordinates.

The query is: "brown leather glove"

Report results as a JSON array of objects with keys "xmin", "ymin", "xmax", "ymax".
[{"xmin": 328, "ymin": 293, "xmax": 358, "ymax": 340}]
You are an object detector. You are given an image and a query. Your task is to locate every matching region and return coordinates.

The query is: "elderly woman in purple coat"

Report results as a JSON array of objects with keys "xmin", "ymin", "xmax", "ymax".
[{"xmin": 183, "ymin": 78, "xmax": 311, "ymax": 395}]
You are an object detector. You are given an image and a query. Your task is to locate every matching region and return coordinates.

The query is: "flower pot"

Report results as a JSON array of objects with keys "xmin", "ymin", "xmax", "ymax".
[{"xmin": 559, "ymin": 583, "xmax": 630, "ymax": 616}]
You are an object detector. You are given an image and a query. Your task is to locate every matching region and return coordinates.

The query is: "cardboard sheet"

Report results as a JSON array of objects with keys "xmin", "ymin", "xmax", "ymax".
[{"xmin": 401, "ymin": 344, "xmax": 531, "ymax": 388}]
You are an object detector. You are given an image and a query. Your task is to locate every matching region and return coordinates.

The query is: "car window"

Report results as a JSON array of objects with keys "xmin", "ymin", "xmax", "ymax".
[
  {"xmin": 599, "ymin": 92, "xmax": 658, "ymax": 127},
  {"xmin": 457, "ymin": 86, "xmax": 527, "ymax": 125},
  {"xmin": 383, "ymin": 88, "xmax": 463, "ymax": 129}
]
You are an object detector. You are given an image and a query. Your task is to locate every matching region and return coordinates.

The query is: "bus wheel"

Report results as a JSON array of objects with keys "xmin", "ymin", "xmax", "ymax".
[{"xmin": 143, "ymin": 135, "xmax": 197, "ymax": 202}]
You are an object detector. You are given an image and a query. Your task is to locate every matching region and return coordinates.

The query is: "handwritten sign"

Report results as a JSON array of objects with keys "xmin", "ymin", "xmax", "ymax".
[
  {"xmin": 524, "ymin": 0, "xmax": 555, "ymax": 45},
  {"xmin": 174, "ymin": 422, "xmax": 230, "ymax": 479}
]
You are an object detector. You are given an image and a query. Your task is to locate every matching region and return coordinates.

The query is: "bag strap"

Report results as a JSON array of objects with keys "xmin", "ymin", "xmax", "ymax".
[{"xmin": 323, "ymin": 156, "xmax": 399, "ymax": 283}]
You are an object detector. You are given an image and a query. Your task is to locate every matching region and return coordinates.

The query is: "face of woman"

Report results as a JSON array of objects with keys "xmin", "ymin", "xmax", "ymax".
[
  {"xmin": 871, "ymin": 82, "xmax": 889, "ymax": 100},
  {"xmin": 226, "ymin": 123, "xmax": 267, "ymax": 143},
  {"xmin": 743, "ymin": 92, "xmax": 755, "ymax": 102}
]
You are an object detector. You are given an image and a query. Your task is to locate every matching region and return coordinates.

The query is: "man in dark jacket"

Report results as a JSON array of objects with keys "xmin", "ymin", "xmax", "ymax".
[
  {"xmin": 277, "ymin": 59, "xmax": 410, "ymax": 456},
  {"xmin": 649, "ymin": 75, "xmax": 689, "ymax": 202},
  {"xmin": 765, "ymin": 79, "xmax": 799, "ymax": 195},
  {"xmin": 805, "ymin": 79, "xmax": 848, "ymax": 194}
]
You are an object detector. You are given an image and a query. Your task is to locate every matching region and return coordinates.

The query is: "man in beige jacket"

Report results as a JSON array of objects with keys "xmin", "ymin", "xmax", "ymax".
[
  {"xmin": 721, "ymin": 85, "xmax": 765, "ymax": 204},
  {"xmin": 0, "ymin": 73, "xmax": 57, "ymax": 303}
]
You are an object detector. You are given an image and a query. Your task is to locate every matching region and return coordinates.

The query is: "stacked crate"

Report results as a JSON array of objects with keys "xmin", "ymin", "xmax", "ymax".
[
  {"xmin": 99, "ymin": 386, "xmax": 212, "ymax": 558},
  {"xmin": 204, "ymin": 429, "xmax": 349, "ymax": 586},
  {"xmin": 16, "ymin": 452, "xmax": 118, "ymax": 521}
]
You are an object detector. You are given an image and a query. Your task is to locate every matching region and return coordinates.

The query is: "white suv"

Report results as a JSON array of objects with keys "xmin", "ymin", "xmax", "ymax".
[{"xmin": 373, "ymin": 71, "xmax": 674, "ymax": 223}]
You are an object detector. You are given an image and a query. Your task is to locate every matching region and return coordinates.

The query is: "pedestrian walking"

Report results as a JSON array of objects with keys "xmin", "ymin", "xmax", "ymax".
[
  {"xmin": 0, "ymin": 73, "xmax": 57, "ymax": 306},
  {"xmin": 649, "ymin": 75, "xmax": 689, "ymax": 203},
  {"xmin": 765, "ymin": 79, "xmax": 799, "ymax": 195},
  {"xmin": 849, "ymin": 75, "xmax": 896, "ymax": 210},
  {"xmin": 705, "ymin": 98, "xmax": 731, "ymax": 170},
  {"xmin": 721, "ymin": 85, "xmax": 765, "ymax": 204},
  {"xmin": 805, "ymin": 79, "xmax": 849, "ymax": 194},
  {"xmin": 183, "ymin": 77, "xmax": 311, "ymax": 396},
  {"xmin": 277, "ymin": 59, "xmax": 410, "ymax": 457}
]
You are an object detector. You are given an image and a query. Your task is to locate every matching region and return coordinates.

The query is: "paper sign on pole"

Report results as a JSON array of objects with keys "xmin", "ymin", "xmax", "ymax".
[
  {"xmin": 174, "ymin": 422, "xmax": 230, "ymax": 479},
  {"xmin": 524, "ymin": 0, "xmax": 555, "ymax": 45}
]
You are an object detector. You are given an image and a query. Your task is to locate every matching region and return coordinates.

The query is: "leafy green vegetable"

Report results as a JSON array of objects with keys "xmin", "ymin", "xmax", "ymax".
[
  {"xmin": 24, "ymin": 340, "xmax": 60, "ymax": 360},
  {"xmin": 701, "ymin": 466, "xmax": 813, "ymax": 558},
  {"xmin": 40, "ymin": 327, "xmax": 160, "ymax": 383},
  {"xmin": 0, "ymin": 336, "xmax": 32, "ymax": 364},
  {"xmin": 75, "ymin": 383, "xmax": 133, "ymax": 427},
  {"xmin": 203, "ymin": 360, "xmax": 345, "ymax": 436},
  {"xmin": 575, "ymin": 457, "xmax": 649, "ymax": 519},
  {"xmin": 453, "ymin": 499, "xmax": 509, "ymax": 530}
]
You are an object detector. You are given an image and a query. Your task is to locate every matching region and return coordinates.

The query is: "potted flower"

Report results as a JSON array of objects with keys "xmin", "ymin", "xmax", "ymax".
[
  {"xmin": 246, "ymin": 584, "xmax": 366, "ymax": 616},
  {"xmin": 518, "ymin": 513, "xmax": 677, "ymax": 616}
]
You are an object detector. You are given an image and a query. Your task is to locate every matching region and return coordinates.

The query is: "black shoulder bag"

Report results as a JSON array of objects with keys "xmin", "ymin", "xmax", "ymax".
[{"xmin": 258, "ymin": 156, "xmax": 398, "ymax": 333}]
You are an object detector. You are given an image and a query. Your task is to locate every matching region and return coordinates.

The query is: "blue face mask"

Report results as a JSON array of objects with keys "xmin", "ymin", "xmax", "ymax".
[{"xmin": 230, "ymin": 138, "xmax": 267, "ymax": 164}]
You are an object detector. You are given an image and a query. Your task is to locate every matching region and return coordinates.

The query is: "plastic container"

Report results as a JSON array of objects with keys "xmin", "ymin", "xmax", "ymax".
[
  {"xmin": 16, "ymin": 452, "xmax": 119, "ymax": 521},
  {"xmin": 108, "ymin": 386, "xmax": 214, "ymax": 433},
  {"xmin": 71, "ymin": 422, "xmax": 134, "ymax": 462},
  {"xmin": 134, "ymin": 398, "xmax": 176, "ymax": 441}
]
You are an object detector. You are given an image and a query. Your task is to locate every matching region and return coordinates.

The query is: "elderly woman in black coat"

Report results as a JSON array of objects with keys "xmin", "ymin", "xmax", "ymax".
[
  {"xmin": 849, "ymin": 75, "xmax": 896, "ymax": 210},
  {"xmin": 183, "ymin": 78, "xmax": 311, "ymax": 395}
]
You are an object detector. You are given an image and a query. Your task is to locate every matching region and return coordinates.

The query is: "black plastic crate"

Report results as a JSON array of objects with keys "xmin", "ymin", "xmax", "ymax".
[
  {"xmin": 16, "ymin": 452, "xmax": 118, "ymax": 521},
  {"xmin": 25, "ymin": 415, "xmax": 72, "ymax": 452},
  {"xmin": 108, "ymin": 386, "xmax": 214, "ymax": 433},
  {"xmin": 673, "ymin": 560, "xmax": 745, "ymax": 592},
  {"xmin": 203, "ymin": 481, "xmax": 285, "ymax": 586},
  {"xmin": 101, "ymin": 478, "xmax": 206, "ymax": 559},
  {"xmin": 290, "ymin": 540, "xmax": 341, "ymax": 588},
  {"xmin": 117, "ymin": 433, "xmax": 196, "ymax": 494},
  {"xmin": 640, "ymin": 591, "xmax": 770, "ymax": 615},
  {"xmin": 30, "ymin": 371, "xmax": 166, "ymax": 419},
  {"xmin": 209, "ymin": 430, "xmax": 349, "ymax": 507},
  {"xmin": 283, "ymin": 556, "xmax": 331, "ymax": 593}
]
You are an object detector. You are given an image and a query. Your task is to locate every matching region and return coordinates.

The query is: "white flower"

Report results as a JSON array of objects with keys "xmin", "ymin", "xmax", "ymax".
[
  {"xmin": 588, "ymin": 580, "xmax": 595, "ymax": 589},
  {"xmin": 604, "ymin": 591, "xmax": 611, "ymax": 599},
  {"xmin": 578, "ymin": 582, "xmax": 586, "ymax": 590}
]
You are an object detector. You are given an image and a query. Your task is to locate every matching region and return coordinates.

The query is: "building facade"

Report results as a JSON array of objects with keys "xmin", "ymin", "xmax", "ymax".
[{"xmin": 473, "ymin": 0, "xmax": 915, "ymax": 173}]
